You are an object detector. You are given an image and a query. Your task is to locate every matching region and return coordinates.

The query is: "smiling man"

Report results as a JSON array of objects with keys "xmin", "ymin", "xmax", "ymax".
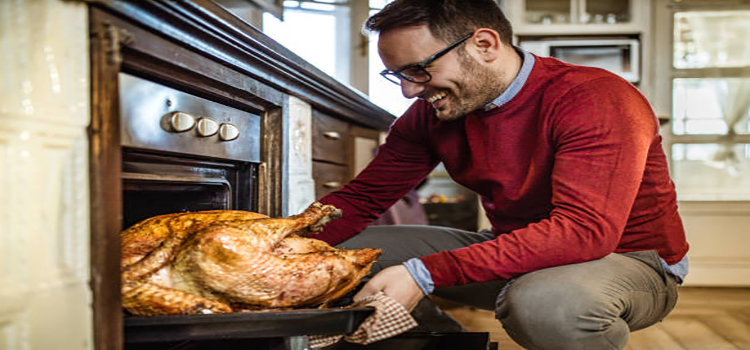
[
  {"xmin": 377, "ymin": 26, "xmax": 517, "ymax": 121},
  {"xmin": 314, "ymin": 1, "xmax": 689, "ymax": 349}
]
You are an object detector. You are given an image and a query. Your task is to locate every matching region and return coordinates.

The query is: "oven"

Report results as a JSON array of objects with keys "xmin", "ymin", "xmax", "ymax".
[
  {"xmin": 87, "ymin": 3, "xmax": 394, "ymax": 349},
  {"xmin": 119, "ymin": 73, "xmax": 259, "ymax": 228},
  {"xmin": 117, "ymin": 74, "xmax": 375, "ymax": 350}
]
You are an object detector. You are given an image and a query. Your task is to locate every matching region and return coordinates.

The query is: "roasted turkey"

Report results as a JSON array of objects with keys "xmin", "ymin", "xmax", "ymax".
[{"xmin": 121, "ymin": 202, "xmax": 381, "ymax": 316}]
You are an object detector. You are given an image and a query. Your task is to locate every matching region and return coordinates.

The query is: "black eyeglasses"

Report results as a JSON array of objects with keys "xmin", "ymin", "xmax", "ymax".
[{"xmin": 380, "ymin": 32, "xmax": 474, "ymax": 85}]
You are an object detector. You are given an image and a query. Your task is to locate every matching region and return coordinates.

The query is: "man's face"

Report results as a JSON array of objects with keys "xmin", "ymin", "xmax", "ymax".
[{"xmin": 378, "ymin": 26, "xmax": 504, "ymax": 121}]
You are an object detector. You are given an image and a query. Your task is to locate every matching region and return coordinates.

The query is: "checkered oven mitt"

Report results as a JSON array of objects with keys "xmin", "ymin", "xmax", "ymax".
[{"xmin": 309, "ymin": 291, "xmax": 418, "ymax": 348}]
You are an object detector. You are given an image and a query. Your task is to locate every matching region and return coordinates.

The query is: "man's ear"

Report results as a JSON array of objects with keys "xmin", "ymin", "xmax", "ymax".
[{"xmin": 470, "ymin": 28, "xmax": 501, "ymax": 62}]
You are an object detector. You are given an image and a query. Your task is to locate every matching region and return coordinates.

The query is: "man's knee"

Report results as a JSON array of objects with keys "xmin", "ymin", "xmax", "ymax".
[{"xmin": 496, "ymin": 274, "xmax": 629, "ymax": 350}]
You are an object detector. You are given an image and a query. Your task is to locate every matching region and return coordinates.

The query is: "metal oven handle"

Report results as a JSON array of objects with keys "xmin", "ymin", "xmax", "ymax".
[{"xmin": 121, "ymin": 172, "xmax": 232, "ymax": 189}]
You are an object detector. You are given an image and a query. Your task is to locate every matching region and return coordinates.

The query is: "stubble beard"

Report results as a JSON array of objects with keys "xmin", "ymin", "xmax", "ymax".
[{"xmin": 435, "ymin": 54, "xmax": 507, "ymax": 121}]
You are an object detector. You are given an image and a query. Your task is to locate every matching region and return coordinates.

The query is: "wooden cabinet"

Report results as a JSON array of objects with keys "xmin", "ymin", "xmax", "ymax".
[
  {"xmin": 311, "ymin": 110, "xmax": 382, "ymax": 199},
  {"xmin": 312, "ymin": 161, "xmax": 350, "ymax": 198},
  {"xmin": 312, "ymin": 110, "xmax": 351, "ymax": 165},
  {"xmin": 312, "ymin": 110, "xmax": 350, "ymax": 198},
  {"xmin": 505, "ymin": 0, "xmax": 650, "ymax": 36}
]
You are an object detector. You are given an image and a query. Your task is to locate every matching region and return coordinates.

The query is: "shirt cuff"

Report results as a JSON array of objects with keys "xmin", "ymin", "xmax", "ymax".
[{"xmin": 403, "ymin": 258, "xmax": 435, "ymax": 295}]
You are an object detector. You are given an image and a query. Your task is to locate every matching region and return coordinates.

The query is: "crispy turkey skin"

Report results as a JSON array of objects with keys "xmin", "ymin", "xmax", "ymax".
[{"xmin": 121, "ymin": 202, "xmax": 381, "ymax": 316}]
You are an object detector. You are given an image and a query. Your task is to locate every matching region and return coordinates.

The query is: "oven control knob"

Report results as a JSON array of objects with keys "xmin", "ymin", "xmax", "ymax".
[
  {"xmin": 219, "ymin": 123, "xmax": 240, "ymax": 141},
  {"xmin": 169, "ymin": 111, "xmax": 196, "ymax": 132},
  {"xmin": 196, "ymin": 118, "xmax": 219, "ymax": 137}
]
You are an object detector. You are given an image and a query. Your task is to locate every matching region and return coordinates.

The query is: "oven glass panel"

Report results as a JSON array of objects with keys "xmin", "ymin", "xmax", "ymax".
[
  {"xmin": 123, "ymin": 182, "xmax": 230, "ymax": 229},
  {"xmin": 121, "ymin": 150, "xmax": 256, "ymax": 230}
]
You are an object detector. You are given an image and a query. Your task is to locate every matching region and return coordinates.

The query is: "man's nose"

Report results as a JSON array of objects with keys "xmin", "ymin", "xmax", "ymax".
[{"xmin": 400, "ymin": 80, "xmax": 425, "ymax": 99}]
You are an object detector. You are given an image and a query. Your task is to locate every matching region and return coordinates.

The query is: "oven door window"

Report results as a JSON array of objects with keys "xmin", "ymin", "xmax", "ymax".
[{"xmin": 123, "ymin": 180, "xmax": 231, "ymax": 229}]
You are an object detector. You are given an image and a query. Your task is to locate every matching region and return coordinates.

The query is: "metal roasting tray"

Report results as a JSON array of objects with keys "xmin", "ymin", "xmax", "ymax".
[{"xmin": 123, "ymin": 307, "xmax": 375, "ymax": 343}]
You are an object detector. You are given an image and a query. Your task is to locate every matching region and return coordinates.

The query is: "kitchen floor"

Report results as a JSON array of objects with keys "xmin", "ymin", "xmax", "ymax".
[{"xmin": 440, "ymin": 287, "xmax": 750, "ymax": 350}]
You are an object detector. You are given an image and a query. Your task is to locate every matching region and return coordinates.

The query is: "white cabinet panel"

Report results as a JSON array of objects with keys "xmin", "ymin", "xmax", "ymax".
[{"xmin": 680, "ymin": 201, "xmax": 750, "ymax": 286}]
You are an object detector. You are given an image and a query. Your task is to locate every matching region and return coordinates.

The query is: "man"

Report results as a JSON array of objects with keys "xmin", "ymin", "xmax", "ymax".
[{"xmin": 314, "ymin": 0, "xmax": 689, "ymax": 349}]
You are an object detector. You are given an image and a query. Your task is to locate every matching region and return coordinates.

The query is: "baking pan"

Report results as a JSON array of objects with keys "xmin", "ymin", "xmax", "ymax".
[{"xmin": 124, "ymin": 307, "xmax": 375, "ymax": 343}]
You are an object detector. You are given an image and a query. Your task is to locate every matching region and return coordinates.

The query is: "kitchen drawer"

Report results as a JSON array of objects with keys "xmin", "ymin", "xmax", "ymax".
[
  {"xmin": 312, "ymin": 110, "xmax": 350, "ymax": 165},
  {"xmin": 313, "ymin": 161, "xmax": 349, "ymax": 199}
]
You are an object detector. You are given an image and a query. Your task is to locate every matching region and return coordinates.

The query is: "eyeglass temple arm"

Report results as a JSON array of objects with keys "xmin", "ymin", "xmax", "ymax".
[{"xmin": 416, "ymin": 32, "xmax": 474, "ymax": 68}]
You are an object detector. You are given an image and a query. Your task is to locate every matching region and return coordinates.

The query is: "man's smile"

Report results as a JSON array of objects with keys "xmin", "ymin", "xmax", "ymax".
[{"xmin": 425, "ymin": 91, "xmax": 447, "ymax": 103}]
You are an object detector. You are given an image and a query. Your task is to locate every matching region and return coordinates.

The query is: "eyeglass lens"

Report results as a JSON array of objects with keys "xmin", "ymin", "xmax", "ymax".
[{"xmin": 399, "ymin": 67, "xmax": 431, "ymax": 83}]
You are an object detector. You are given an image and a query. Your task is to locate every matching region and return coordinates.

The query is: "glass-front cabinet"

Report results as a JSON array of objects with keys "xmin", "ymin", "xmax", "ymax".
[
  {"xmin": 523, "ymin": 0, "xmax": 573, "ymax": 24},
  {"xmin": 505, "ymin": 0, "xmax": 648, "ymax": 35}
]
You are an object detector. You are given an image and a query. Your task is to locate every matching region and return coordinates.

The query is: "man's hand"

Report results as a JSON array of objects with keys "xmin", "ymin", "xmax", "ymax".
[{"xmin": 354, "ymin": 265, "xmax": 425, "ymax": 312}]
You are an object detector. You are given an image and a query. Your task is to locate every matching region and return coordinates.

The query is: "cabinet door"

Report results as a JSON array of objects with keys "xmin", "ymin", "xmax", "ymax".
[
  {"xmin": 507, "ymin": 0, "xmax": 647, "ymax": 35},
  {"xmin": 350, "ymin": 125, "xmax": 381, "ymax": 177},
  {"xmin": 521, "ymin": 0, "xmax": 631, "ymax": 24},
  {"xmin": 312, "ymin": 110, "xmax": 350, "ymax": 165},
  {"xmin": 313, "ymin": 161, "xmax": 350, "ymax": 199},
  {"xmin": 311, "ymin": 109, "xmax": 384, "ymax": 198},
  {"xmin": 523, "ymin": 0, "xmax": 573, "ymax": 24},
  {"xmin": 584, "ymin": 0, "xmax": 631, "ymax": 24}
]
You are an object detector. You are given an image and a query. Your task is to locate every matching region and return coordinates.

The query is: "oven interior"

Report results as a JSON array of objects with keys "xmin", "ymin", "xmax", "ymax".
[{"xmin": 121, "ymin": 150, "xmax": 256, "ymax": 229}]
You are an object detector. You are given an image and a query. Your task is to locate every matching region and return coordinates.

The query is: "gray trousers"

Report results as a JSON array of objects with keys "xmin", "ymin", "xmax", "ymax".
[{"xmin": 337, "ymin": 225, "xmax": 679, "ymax": 350}]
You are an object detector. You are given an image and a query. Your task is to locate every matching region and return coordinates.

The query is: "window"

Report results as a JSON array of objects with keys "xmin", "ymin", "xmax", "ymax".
[
  {"xmin": 263, "ymin": 1, "xmax": 349, "ymax": 81},
  {"xmin": 673, "ymin": 78, "xmax": 750, "ymax": 135},
  {"xmin": 671, "ymin": 144, "xmax": 750, "ymax": 199},
  {"xmin": 260, "ymin": 1, "xmax": 410, "ymax": 116},
  {"xmin": 262, "ymin": 0, "xmax": 413, "ymax": 117},
  {"xmin": 667, "ymin": 6, "xmax": 750, "ymax": 200},
  {"xmin": 368, "ymin": 0, "xmax": 414, "ymax": 117}
]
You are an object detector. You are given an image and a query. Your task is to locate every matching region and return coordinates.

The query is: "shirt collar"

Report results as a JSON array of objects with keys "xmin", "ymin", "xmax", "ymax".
[{"xmin": 484, "ymin": 46, "xmax": 535, "ymax": 111}]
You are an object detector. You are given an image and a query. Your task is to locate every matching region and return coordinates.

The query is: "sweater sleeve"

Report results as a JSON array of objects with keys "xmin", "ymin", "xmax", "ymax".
[
  {"xmin": 420, "ymin": 77, "xmax": 660, "ymax": 287},
  {"xmin": 314, "ymin": 102, "xmax": 440, "ymax": 245}
]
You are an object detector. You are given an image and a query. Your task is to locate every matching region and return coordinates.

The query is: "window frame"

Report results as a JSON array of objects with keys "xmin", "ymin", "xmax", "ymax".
[{"xmin": 654, "ymin": 0, "xmax": 750, "ymax": 200}]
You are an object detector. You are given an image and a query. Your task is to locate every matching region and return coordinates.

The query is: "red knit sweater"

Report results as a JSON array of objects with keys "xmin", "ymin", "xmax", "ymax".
[{"xmin": 317, "ymin": 56, "xmax": 689, "ymax": 288}]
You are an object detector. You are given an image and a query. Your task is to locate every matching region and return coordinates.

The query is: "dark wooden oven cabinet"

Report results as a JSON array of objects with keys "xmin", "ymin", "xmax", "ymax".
[
  {"xmin": 312, "ymin": 110, "xmax": 382, "ymax": 198},
  {"xmin": 87, "ymin": 1, "xmax": 394, "ymax": 349}
]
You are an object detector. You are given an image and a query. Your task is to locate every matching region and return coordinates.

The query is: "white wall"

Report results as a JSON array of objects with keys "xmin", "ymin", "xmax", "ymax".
[
  {"xmin": 285, "ymin": 96, "xmax": 316, "ymax": 216},
  {"xmin": 0, "ymin": 0, "xmax": 93, "ymax": 348}
]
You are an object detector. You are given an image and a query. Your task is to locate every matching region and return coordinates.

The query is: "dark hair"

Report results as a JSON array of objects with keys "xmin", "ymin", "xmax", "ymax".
[{"xmin": 364, "ymin": 0, "xmax": 513, "ymax": 46}]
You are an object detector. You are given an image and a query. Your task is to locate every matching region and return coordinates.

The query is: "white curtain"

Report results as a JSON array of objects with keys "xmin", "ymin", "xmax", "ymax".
[{"xmin": 705, "ymin": 79, "xmax": 750, "ymax": 176}]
